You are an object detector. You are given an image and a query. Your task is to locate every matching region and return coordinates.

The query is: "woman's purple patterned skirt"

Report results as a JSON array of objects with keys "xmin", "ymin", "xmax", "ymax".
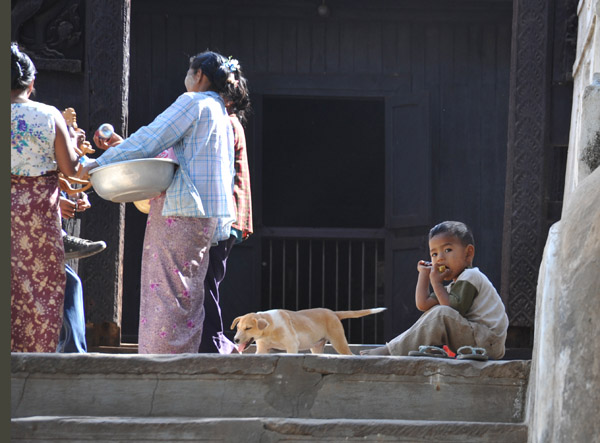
[{"xmin": 138, "ymin": 194, "xmax": 216, "ymax": 353}]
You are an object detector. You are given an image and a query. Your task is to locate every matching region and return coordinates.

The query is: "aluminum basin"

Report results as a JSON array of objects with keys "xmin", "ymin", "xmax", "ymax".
[{"xmin": 90, "ymin": 158, "xmax": 178, "ymax": 203}]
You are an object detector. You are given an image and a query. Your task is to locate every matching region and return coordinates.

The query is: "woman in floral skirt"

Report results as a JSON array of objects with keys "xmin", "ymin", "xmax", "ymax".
[
  {"xmin": 85, "ymin": 51, "xmax": 237, "ymax": 354},
  {"xmin": 11, "ymin": 42, "xmax": 80, "ymax": 352}
]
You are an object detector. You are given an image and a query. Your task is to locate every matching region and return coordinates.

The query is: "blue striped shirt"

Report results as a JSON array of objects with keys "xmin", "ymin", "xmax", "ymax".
[{"xmin": 95, "ymin": 91, "xmax": 235, "ymax": 242}]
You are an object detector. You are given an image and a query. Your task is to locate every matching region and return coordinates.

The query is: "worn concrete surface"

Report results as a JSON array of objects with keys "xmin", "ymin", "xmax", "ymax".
[
  {"xmin": 11, "ymin": 416, "xmax": 528, "ymax": 442},
  {"xmin": 11, "ymin": 353, "xmax": 529, "ymax": 424}
]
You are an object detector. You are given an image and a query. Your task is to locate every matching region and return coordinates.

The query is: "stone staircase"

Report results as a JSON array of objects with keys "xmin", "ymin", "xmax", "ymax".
[{"xmin": 11, "ymin": 352, "xmax": 530, "ymax": 442}]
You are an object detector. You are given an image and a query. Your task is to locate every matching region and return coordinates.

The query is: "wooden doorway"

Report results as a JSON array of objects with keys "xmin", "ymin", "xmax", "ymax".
[
  {"xmin": 260, "ymin": 95, "xmax": 386, "ymax": 343},
  {"xmin": 123, "ymin": 0, "xmax": 513, "ymax": 345}
]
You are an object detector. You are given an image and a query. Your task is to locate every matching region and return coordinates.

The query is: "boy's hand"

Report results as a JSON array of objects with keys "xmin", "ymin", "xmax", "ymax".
[
  {"xmin": 430, "ymin": 265, "xmax": 451, "ymax": 285},
  {"xmin": 415, "ymin": 260, "xmax": 439, "ymax": 311},
  {"xmin": 59, "ymin": 196, "xmax": 77, "ymax": 219},
  {"xmin": 417, "ymin": 260, "xmax": 432, "ymax": 274},
  {"xmin": 74, "ymin": 129, "xmax": 86, "ymax": 149},
  {"xmin": 59, "ymin": 193, "xmax": 91, "ymax": 219},
  {"xmin": 74, "ymin": 192, "xmax": 91, "ymax": 212}
]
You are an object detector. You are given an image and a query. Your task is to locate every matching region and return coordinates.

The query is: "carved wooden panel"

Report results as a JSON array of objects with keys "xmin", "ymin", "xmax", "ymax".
[
  {"xmin": 11, "ymin": 0, "xmax": 84, "ymax": 72},
  {"xmin": 77, "ymin": 0, "xmax": 130, "ymax": 343},
  {"xmin": 502, "ymin": 0, "xmax": 551, "ymax": 327}
]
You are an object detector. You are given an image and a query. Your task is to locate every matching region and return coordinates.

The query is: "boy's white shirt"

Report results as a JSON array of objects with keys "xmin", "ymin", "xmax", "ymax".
[{"xmin": 447, "ymin": 267, "xmax": 509, "ymax": 337}]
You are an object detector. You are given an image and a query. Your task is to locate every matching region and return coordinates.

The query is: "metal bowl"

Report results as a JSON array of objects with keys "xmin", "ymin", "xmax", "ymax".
[{"xmin": 89, "ymin": 158, "xmax": 178, "ymax": 203}]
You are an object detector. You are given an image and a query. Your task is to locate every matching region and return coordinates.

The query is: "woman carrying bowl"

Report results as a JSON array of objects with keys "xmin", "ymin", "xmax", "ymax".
[{"xmin": 82, "ymin": 51, "xmax": 237, "ymax": 354}]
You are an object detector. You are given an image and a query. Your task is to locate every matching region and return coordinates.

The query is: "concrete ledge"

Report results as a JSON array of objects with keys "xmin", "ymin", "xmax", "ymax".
[
  {"xmin": 11, "ymin": 416, "xmax": 528, "ymax": 442},
  {"xmin": 12, "ymin": 353, "xmax": 529, "ymax": 423},
  {"xmin": 11, "ymin": 352, "xmax": 530, "ymax": 378}
]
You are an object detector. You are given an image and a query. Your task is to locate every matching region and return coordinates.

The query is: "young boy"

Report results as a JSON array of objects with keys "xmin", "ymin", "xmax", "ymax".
[{"xmin": 362, "ymin": 221, "xmax": 508, "ymax": 359}]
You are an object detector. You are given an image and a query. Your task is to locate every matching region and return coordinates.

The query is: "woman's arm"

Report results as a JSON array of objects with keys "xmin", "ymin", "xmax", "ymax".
[
  {"xmin": 53, "ymin": 110, "xmax": 80, "ymax": 177},
  {"xmin": 95, "ymin": 93, "xmax": 199, "ymax": 167}
]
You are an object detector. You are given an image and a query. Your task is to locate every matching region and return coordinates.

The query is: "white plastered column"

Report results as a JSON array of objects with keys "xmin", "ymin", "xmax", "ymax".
[{"xmin": 562, "ymin": 0, "xmax": 600, "ymax": 210}]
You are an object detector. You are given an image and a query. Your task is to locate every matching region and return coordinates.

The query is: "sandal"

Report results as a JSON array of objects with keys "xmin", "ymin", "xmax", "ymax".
[
  {"xmin": 456, "ymin": 346, "xmax": 489, "ymax": 361},
  {"xmin": 408, "ymin": 345, "xmax": 450, "ymax": 358}
]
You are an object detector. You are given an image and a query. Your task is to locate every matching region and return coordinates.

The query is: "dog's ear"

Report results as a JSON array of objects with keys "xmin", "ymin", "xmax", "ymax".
[
  {"xmin": 231, "ymin": 316, "xmax": 241, "ymax": 330},
  {"xmin": 257, "ymin": 318, "xmax": 269, "ymax": 330}
]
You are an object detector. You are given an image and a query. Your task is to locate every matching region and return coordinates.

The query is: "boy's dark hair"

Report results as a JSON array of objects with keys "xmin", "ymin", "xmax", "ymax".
[{"xmin": 429, "ymin": 221, "xmax": 475, "ymax": 247}]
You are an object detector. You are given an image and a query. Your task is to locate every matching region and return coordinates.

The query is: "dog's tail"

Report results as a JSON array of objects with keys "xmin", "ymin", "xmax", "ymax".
[{"xmin": 334, "ymin": 307, "xmax": 387, "ymax": 320}]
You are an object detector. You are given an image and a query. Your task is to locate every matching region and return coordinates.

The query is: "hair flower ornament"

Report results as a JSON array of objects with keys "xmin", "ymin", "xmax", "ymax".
[{"xmin": 223, "ymin": 57, "xmax": 240, "ymax": 73}]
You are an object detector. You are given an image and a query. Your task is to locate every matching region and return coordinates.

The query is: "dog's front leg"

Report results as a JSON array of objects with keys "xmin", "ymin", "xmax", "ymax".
[
  {"xmin": 310, "ymin": 339, "xmax": 327, "ymax": 354},
  {"xmin": 255, "ymin": 342, "xmax": 270, "ymax": 354},
  {"xmin": 283, "ymin": 338, "xmax": 300, "ymax": 354}
]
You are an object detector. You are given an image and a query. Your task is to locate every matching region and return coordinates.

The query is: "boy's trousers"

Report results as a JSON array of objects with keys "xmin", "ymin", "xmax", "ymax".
[{"xmin": 385, "ymin": 305, "xmax": 505, "ymax": 359}]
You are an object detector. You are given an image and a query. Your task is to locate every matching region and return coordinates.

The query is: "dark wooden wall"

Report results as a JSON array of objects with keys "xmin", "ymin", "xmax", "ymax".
[
  {"xmin": 123, "ymin": 0, "xmax": 514, "ymax": 342},
  {"xmin": 10, "ymin": 0, "xmax": 576, "ymax": 348}
]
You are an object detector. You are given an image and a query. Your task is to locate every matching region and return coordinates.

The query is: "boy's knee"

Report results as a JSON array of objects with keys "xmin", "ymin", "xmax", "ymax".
[{"xmin": 426, "ymin": 305, "xmax": 458, "ymax": 319}]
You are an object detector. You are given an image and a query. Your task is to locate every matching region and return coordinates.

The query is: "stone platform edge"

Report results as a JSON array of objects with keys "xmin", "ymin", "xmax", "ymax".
[
  {"xmin": 11, "ymin": 416, "xmax": 529, "ymax": 442},
  {"xmin": 11, "ymin": 352, "xmax": 531, "ymax": 380}
]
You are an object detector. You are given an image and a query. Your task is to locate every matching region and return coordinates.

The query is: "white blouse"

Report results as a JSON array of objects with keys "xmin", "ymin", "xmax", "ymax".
[{"xmin": 11, "ymin": 101, "xmax": 62, "ymax": 176}]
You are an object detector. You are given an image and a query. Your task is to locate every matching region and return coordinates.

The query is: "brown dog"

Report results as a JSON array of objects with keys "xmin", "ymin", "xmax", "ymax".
[{"xmin": 230, "ymin": 307, "xmax": 386, "ymax": 355}]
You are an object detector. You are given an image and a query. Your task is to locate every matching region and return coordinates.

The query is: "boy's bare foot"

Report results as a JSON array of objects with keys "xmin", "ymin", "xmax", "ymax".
[{"xmin": 360, "ymin": 346, "xmax": 390, "ymax": 356}]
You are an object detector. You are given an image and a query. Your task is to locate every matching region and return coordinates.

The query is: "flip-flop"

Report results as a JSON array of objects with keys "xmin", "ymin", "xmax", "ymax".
[
  {"xmin": 456, "ymin": 346, "xmax": 489, "ymax": 361},
  {"xmin": 408, "ymin": 345, "xmax": 450, "ymax": 358}
]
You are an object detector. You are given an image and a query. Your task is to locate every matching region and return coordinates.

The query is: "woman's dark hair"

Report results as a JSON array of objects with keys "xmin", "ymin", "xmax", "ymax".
[
  {"xmin": 11, "ymin": 42, "xmax": 36, "ymax": 91},
  {"xmin": 222, "ymin": 64, "xmax": 251, "ymax": 126},
  {"xmin": 429, "ymin": 221, "xmax": 475, "ymax": 247},
  {"xmin": 189, "ymin": 50, "xmax": 231, "ymax": 94}
]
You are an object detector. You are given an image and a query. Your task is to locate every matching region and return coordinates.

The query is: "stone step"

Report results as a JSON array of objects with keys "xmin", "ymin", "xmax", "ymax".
[
  {"xmin": 89, "ymin": 343, "xmax": 533, "ymax": 360},
  {"xmin": 87, "ymin": 343, "xmax": 383, "ymax": 355},
  {"xmin": 11, "ymin": 353, "xmax": 530, "ymax": 424},
  {"xmin": 11, "ymin": 416, "xmax": 528, "ymax": 442}
]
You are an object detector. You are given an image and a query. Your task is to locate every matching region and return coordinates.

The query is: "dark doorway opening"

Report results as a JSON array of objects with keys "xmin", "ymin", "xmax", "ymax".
[
  {"xmin": 262, "ymin": 96, "xmax": 385, "ymax": 229},
  {"xmin": 260, "ymin": 96, "xmax": 386, "ymax": 343}
]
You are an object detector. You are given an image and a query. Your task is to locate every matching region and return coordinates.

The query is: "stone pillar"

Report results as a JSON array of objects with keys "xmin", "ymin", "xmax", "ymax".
[
  {"xmin": 527, "ymin": 2, "xmax": 600, "ymax": 441},
  {"xmin": 79, "ymin": 0, "xmax": 131, "ymax": 347},
  {"xmin": 527, "ymin": 168, "xmax": 600, "ymax": 442},
  {"xmin": 562, "ymin": 0, "xmax": 600, "ymax": 207},
  {"xmin": 501, "ymin": 0, "xmax": 553, "ymax": 328}
]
